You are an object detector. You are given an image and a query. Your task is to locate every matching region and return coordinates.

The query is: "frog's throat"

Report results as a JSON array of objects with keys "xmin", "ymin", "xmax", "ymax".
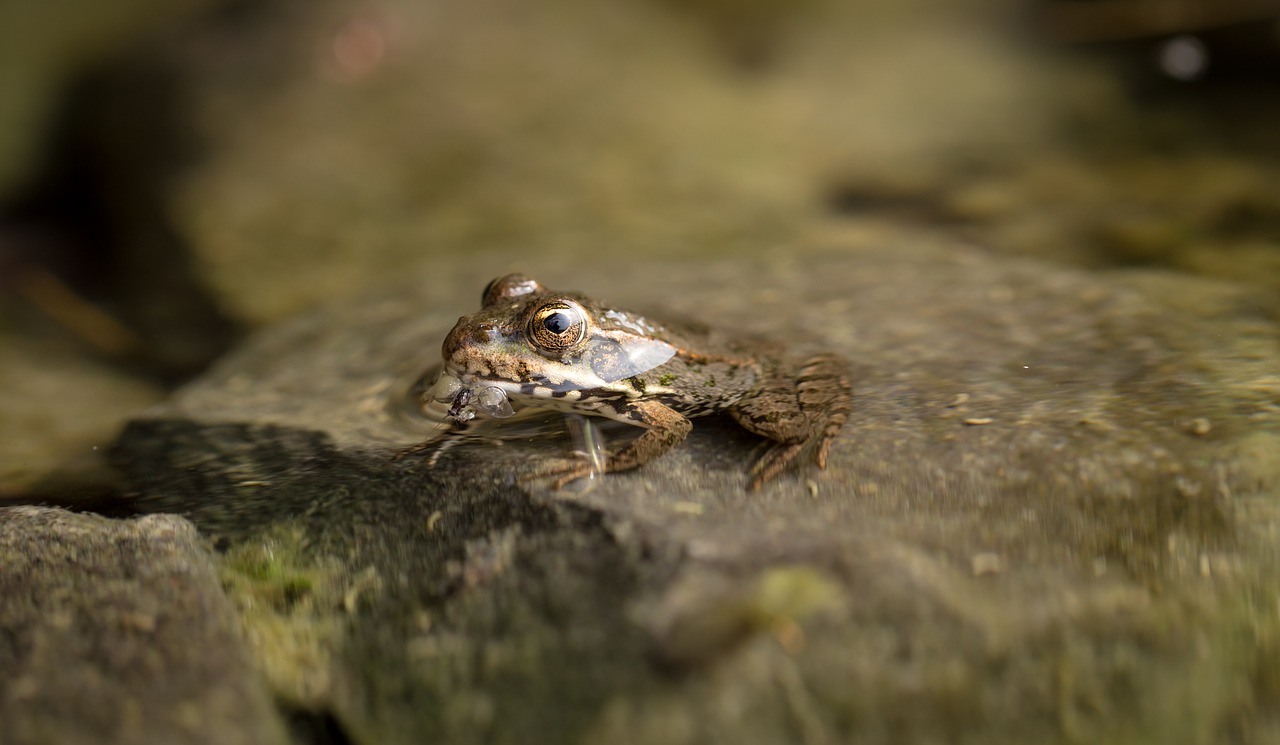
[{"xmin": 441, "ymin": 361, "xmax": 618, "ymax": 409}]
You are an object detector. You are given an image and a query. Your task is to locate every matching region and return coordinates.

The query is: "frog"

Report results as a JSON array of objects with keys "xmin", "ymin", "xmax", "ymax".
[{"xmin": 429, "ymin": 273, "xmax": 852, "ymax": 490}]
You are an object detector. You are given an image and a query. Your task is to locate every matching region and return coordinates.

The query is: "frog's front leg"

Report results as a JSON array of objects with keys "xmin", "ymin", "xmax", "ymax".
[
  {"xmin": 729, "ymin": 353, "xmax": 852, "ymax": 490},
  {"xmin": 536, "ymin": 399, "xmax": 692, "ymax": 489}
]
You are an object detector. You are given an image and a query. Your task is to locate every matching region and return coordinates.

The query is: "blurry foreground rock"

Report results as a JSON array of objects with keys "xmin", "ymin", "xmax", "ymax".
[
  {"xmin": 110, "ymin": 239, "xmax": 1280, "ymax": 744},
  {"xmin": 0, "ymin": 506, "xmax": 287, "ymax": 745}
]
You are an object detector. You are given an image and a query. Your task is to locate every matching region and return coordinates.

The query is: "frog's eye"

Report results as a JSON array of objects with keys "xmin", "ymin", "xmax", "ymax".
[
  {"xmin": 528, "ymin": 301, "xmax": 588, "ymax": 353},
  {"xmin": 482, "ymin": 274, "xmax": 544, "ymax": 307}
]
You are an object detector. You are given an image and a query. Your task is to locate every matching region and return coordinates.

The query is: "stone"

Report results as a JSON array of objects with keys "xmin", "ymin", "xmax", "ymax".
[
  {"xmin": 0, "ymin": 337, "xmax": 160, "ymax": 496},
  {"xmin": 8, "ymin": 1, "xmax": 1280, "ymax": 741},
  {"xmin": 111, "ymin": 239, "xmax": 1280, "ymax": 744},
  {"xmin": 0, "ymin": 506, "xmax": 287, "ymax": 745}
]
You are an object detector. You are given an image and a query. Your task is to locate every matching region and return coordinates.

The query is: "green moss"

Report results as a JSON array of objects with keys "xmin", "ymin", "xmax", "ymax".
[
  {"xmin": 649, "ymin": 566, "xmax": 846, "ymax": 672},
  {"xmin": 220, "ymin": 526, "xmax": 324, "ymax": 610},
  {"xmin": 217, "ymin": 524, "xmax": 354, "ymax": 706},
  {"xmin": 657, "ymin": 373, "xmax": 677, "ymax": 386}
]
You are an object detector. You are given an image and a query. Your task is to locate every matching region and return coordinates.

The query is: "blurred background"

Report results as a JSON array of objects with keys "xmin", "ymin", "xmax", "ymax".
[{"xmin": 2, "ymin": 0, "xmax": 1279, "ymax": 502}]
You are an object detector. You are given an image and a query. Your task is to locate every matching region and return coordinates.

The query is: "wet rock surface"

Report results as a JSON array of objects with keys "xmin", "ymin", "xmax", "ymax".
[
  {"xmin": 0, "ymin": 337, "xmax": 160, "ymax": 496},
  {"xmin": 111, "ymin": 240, "xmax": 1280, "ymax": 744},
  {"xmin": 5, "ymin": 0, "xmax": 1280, "ymax": 742},
  {"xmin": 0, "ymin": 506, "xmax": 287, "ymax": 745}
]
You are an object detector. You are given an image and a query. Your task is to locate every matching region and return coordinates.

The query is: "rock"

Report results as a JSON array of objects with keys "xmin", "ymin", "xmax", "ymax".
[
  {"xmin": 9, "ymin": 2, "xmax": 1280, "ymax": 741},
  {"xmin": 0, "ymin": 506, "xmax": 287, "ymax": 745},
  {"xmin": 146, "ymin": 0, "xmax": 1105, "ymax": 326},
  {"xmin": 0, "ymin": 336, "xmax": 161, "ymax": 496},
  {"xmin": 111, "ymin": 239, "xmax": 1280, "ymax": 744}
]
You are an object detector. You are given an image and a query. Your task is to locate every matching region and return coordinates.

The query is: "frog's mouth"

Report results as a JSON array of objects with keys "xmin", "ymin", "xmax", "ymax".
[{"xmin": 430, "ymin": 368, "xmax": 517, "ymax": 422}]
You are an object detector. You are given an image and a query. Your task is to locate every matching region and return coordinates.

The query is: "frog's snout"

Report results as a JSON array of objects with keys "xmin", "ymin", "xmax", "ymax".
[{"xmin": 442, "ymin": 319, "xmax": 500, "ymax": 368}]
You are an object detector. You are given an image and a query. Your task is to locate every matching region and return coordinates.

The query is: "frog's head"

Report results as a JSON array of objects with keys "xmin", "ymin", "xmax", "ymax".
[{"xmin": 441, "ymin": 274, "xmax": 675, "ymax": 401}]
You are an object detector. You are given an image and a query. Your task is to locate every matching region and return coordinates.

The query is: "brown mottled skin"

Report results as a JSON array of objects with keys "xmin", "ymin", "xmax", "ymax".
[{"xmin": 434, "ymin": 274, "xmax": 852, "ymax": 490}]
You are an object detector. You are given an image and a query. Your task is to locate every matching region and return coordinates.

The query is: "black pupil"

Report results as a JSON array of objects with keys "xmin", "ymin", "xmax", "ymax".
[{"xmin": 543, "ymin": 311, "xmax": 571, "ymax": 334}]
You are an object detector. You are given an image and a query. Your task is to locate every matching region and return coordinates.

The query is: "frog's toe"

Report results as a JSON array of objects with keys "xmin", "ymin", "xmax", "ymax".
[
  {"xmin": 392, "ymin": 438, "xmax": 439, "ymax": 463},
  {"xmin": 813, "ymin": 408, "xmax": 847, "ymax": 470},
  {"xmin": 549, "ymin": 469, "xmax": 592, "ymax": 491},
  {"xmin": 521, "ymin": 459, "xmax": 596, "ymax": 490},
  {"xmin": 814, "ymin": 437, "xmax": 834, "ymax": 470},
  {"xmin": 746, "ymin": 441, "xmax": 806, "ymax": 490}
]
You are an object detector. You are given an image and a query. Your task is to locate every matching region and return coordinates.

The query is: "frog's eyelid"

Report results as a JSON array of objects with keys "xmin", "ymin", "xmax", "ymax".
[{"xmin": 482, "ymin": 273, "xmax": 544, "ymax": 307}]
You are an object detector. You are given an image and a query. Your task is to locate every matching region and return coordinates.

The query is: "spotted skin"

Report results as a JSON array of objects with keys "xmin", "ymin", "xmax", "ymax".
[{"xmin": 429, "ymin": 274, "xmax": 852, "ymax": 490}]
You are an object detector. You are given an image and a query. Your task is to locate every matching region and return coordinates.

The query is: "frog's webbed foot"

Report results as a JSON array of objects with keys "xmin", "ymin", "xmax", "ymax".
[
  {"xmin": 729, "ymin": 353, "xmax": 852, "ymax": 490},
  {"xmin": 392, "ymin": 433, "xmax": 466, "ymax": 468},
  {"xmin": 520, "ymin": 459, "xmax": 599, "ymax": 491},
  {"xmin": 524, "ymin": 400, "xmax": 693, "ymax": 490},
  {"xmin": 392, "ymin": 439, "xmax": 435, "ymax": 462}
]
